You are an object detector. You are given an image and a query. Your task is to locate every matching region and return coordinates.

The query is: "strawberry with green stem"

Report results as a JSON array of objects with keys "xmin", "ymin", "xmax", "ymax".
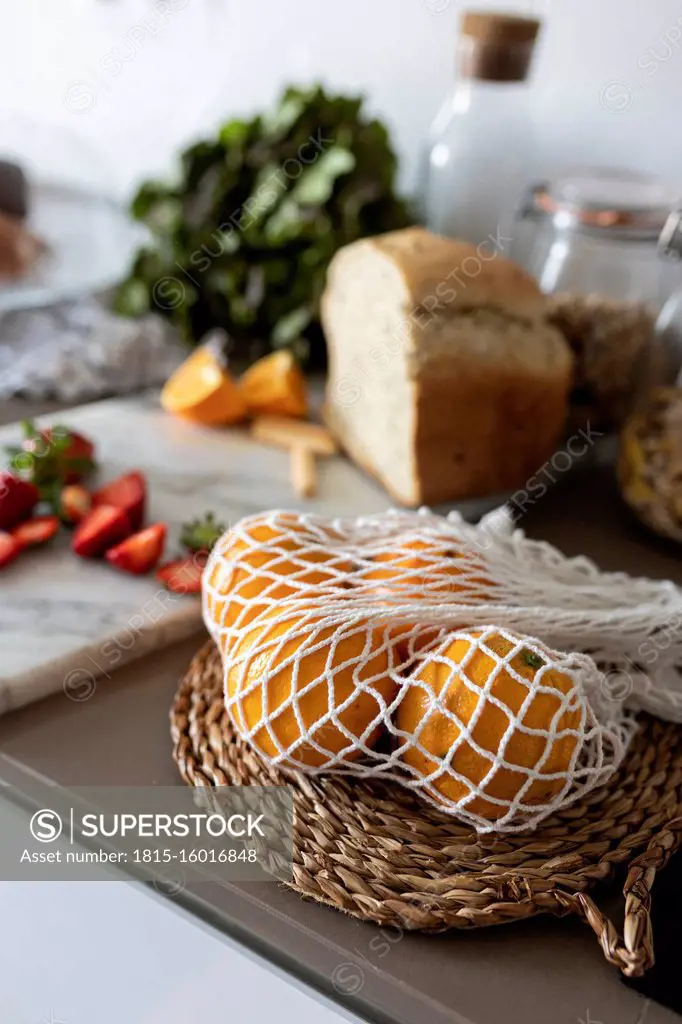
[
  {"xmin": 157, "ymin": 511, "xmax": 226, "ymax": 593},
  {"xmin": 180, "ymin": 511, "xmax": 226, "ymax": 555},
  {"xmin": 5, "ymin": 420, "xmax": 96, "ymax": 511}
]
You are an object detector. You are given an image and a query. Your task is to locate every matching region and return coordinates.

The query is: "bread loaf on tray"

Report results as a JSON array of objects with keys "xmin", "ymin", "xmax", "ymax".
[{"xmin": 322, "ymin": 227, "xmax": 572, "ymax": 506}]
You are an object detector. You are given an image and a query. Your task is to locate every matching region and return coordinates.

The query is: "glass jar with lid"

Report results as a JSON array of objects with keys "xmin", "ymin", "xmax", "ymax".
[
  {"xmin": 617, "ymin": 210, "xmax": 682, "ymax": 545},
  {"xmin": 513, "ymin": 169, "xmax": 680, "ymax": 303},
  {"xmin": 512, "ymin": 169, "xmax": 681, "ymax": 431}
]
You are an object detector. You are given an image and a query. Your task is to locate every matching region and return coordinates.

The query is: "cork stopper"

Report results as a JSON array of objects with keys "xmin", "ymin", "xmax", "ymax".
[{"xmin": 459, "ymin": 10, "xmax": 541, "ymax": 82}]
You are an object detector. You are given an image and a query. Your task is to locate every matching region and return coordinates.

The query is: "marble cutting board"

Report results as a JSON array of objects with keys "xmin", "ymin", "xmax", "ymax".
[{"xmin": 0, "ymin": 392, "xmax": 392, "ymax": 716}]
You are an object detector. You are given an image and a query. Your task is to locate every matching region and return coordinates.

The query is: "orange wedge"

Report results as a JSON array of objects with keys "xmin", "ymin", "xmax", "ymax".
[
  {"xmin": 161, "ymin": 347, "xmax": 247, "ymax": 426},
  {"xmin": 239, "ymin": 349, "xmax": 308, "ymax": 419}
]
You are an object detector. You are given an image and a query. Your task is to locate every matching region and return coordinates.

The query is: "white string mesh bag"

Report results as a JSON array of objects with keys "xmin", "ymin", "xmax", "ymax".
[
  {"xmin": 201, "ymin": 507, "xmax": 652, "ymax": 833},
  {"xmin": 446, "ymin": 505, "xmax": 682, "ymax": 722}
]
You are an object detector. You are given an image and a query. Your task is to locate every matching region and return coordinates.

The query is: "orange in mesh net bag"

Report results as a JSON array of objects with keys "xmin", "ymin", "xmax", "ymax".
[
  {"xmin": 363, "ymin": 535, "xmax": 493, "ymax": 601},
  {"xmin": 225, "ymin": 606, "xmax": 398, "ymax": 768},
  {"xmin": 360, "ymin": 533, "xmax": 495, "ymax": 658},
  {"xmin": 396, "ymin": 628, "xmax": 582, "ymax": 820},
  {"xmin": 205, "ymin": 513, "xmax": 354, "ymax": 643}
]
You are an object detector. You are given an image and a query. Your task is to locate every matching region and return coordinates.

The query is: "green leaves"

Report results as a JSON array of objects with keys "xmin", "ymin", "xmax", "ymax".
[
  {"xmin": 290, "ymin": 146, "xmax": 356, "ymax": 206},
  {"xmin": 114, "ymin": 84, "xmax": 412, "ymax": 366}
]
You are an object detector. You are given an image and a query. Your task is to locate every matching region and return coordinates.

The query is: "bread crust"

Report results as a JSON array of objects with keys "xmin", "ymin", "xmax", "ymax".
[
  {"xmin": 330, "ymin": 227, "xmax": 547, "ymax": 323},
  {"xmin": 413, "ymin": 362, "xmax": 570, "ymax": 505}
]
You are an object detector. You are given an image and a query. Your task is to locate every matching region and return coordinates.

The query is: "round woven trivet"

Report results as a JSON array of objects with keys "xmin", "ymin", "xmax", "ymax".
[{"xmin": 171, "ymin": 640, "xmax": 682, "ymax": 977}]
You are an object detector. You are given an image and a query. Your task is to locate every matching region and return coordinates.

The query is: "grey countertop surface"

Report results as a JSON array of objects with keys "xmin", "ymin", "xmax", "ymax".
[{"xmin": 1, "ymin": 395, "xmax": 681, "ymax": 1024}]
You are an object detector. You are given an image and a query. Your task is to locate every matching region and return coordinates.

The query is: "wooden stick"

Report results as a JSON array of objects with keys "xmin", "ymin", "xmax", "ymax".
[
  {"xmin": 290, "ymin": 446, "xmax": 317, "ymax": 499},
  {"xmin": 251, "ymin": 415, "xmax": 337, "ymax": 456}
]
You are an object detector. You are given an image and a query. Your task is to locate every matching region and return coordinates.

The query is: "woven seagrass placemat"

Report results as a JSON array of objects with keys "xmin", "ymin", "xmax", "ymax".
[{"xmin": 171, "ymin": 640, "xmax": 682, "ymax": 977}]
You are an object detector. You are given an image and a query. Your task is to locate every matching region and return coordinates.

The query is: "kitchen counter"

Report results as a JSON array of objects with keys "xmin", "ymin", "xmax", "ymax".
[{"xmin": 1, "ymin": 397, "xmax": 681, "ymax": 1024}]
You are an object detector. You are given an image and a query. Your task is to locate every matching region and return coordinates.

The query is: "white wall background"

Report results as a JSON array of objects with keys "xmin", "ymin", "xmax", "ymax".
[{"xmin": 2, "ymin": 0, "xmax": 681, "ymax": 199}]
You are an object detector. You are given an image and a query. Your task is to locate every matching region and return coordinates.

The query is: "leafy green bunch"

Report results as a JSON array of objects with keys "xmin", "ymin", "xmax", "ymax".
[{"xmin": 115, "ymin": 85, "xmax": 412, "ymax": 366}]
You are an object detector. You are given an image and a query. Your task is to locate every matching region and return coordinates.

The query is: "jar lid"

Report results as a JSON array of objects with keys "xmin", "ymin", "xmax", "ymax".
[{"xmin": 522, "ymin": 170, "xmax": 679, "ymax": 240}]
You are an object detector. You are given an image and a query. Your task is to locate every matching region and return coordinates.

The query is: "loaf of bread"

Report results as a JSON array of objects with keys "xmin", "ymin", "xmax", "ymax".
[{"xmin": 322, "ymin": 227, "xmax": 573, "ymax": 506}]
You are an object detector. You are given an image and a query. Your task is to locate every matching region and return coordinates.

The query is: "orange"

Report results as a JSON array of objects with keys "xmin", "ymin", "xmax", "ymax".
[
  {"xmin": 226, "ymin": 607, "xmax": 397, "ymax": 767},
  {"xmin": 361, "ymin": 536, "xmax": 494, "ymax": 661},
  {"xmin": 161, "ymin": 347, "xmax": 247, "ymax": 426},
  {"xmin": 205, "ymin": 513, "xmax": 354, "ymax": 640},
  {"xmin": 239, "ymin": 349, "xmax": 308, "ymax": 419},
  {"xmin": 396, "ymin": 629, "xmax": 582, "ymax": 820},
  {"xmin": 363, "ymin": 537, "xmax": 492, "ymax": 603}
]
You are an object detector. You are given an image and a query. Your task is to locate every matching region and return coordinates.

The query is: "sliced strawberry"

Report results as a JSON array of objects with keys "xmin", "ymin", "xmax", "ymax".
[
  {"xmin": 0, "ymin": 472, "xmax": 39, "ymax": 530},
  {"xmin": 60, "ymin": 484, "xmax": 92, "ymax": 525},
  {"xmin": 156, "ymin": 554, "xmax": 206, "ymax": 594},
  {"xmin": 72, "ymin": 505, "xmax": 131, "ymax": 559},
  {"xmin": 93, "ymin": 472, "xmax": 146, "ymax": 530},
  {"xmin": 105, "ymin": 523, "xmax": 166, "ymax": 575},
  {"xmin": 0, "ymin": 530, "xmax": 22, "ymax": 569},
  {"xmin": 12, "ymin": 515, "xmax": 60, "ymax": 548}
]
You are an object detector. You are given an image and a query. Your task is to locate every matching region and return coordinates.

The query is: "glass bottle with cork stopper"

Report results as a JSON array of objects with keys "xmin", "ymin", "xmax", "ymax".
[{"xmin": 425, "ymin": 9, "xmax": 541, "ymax": 248}]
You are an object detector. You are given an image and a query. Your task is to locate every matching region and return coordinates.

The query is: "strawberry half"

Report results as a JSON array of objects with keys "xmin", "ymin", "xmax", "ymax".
[
  {"xmin": 72, "ymin": 505, "xmax": 132, "ymax": 559},
  {"xmin": 60, "ymin": 484, "xmax": 92, "ymax": 525},
  {"xmin": 0, "ymin": 530, "xmax": 22, "ymax": 569},
  {"xmin": 93, "ymin": 472, "xmax": 146, "ymax": 531},
  {"xmin": 156, "ymin": 554, "xmax": 206, "ymax": 594},
  {"xmin": 105, "ymin": 523, "xmax": 166, "ymax": 576},
  {"xmin": 0, "ymin": 472, "xmax": 39, "ymax": 530},
  {"xmin": 12, "ymin": 515, "xmax": 60, "ymax": 548}
]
